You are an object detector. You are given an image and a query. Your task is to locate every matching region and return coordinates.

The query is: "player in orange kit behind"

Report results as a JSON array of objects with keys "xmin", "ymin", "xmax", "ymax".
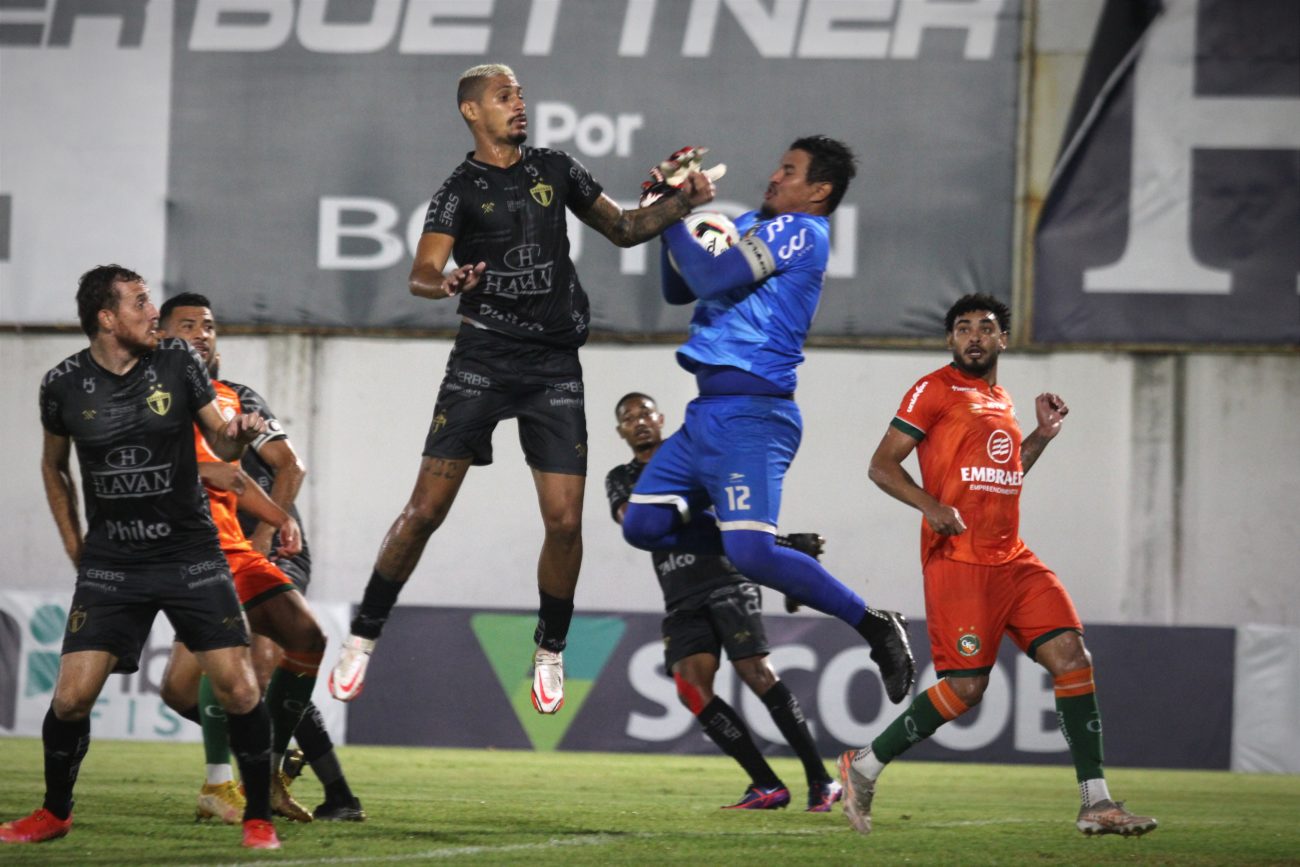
[{"xmin": 157, "ymin": 294, "xmax": 327, "ymax": 828}]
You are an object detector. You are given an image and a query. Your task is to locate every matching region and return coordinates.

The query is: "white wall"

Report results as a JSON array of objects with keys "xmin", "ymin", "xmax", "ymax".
[{"xmin": 4, "ymin": 332, "xmax": 1296, "ymax": 628}]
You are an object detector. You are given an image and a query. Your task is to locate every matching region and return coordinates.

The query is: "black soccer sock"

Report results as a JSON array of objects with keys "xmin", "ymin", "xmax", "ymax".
[
  {"xmin": 760, "ymin": 681, "xmax": 832, "ymax": 786},
  {"xmin": 534, "ymin": 589, "xmax": 574, "ymax": 652},
  {"xmin": 174, "ymin": 703, "xmax": 201, "ymax": 725},
  {"xmin": 350, "ymin": 570, "xmax": 404, "ymax": 639},
  {"xmin": 41, "ymin": 707, "xmax": 90, "ymax": 821},
  {"xmin": 697, "ymin": 697, "xmax": 782, "ymax": 789},
  {"xmin": 226, "ymin": 701, "xmax": 273, "ymax": 822},
  {"xmin": 294, "ymin": 702, "xmax": 355, "ymax": 803}
]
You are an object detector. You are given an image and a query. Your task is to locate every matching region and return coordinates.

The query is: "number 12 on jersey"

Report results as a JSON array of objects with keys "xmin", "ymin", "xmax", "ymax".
[{"xmin": 724, "ymin": 485, "xmax": 751, "ymax": 511}]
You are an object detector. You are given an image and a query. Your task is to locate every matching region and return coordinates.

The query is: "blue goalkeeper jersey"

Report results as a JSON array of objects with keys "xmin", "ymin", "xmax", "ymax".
[{"xmin": 674, "ymin": 210, "xmax": 830, "ymax": 394}]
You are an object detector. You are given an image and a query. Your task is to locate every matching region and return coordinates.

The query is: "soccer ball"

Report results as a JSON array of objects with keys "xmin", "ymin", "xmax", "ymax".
[
  {"xmin": 669, "ymin": 211, "xmax": 739, "ymax": 274},
  {"xmin": 684, "ymin": 211, "xmax": 739, "ymax": 255}
]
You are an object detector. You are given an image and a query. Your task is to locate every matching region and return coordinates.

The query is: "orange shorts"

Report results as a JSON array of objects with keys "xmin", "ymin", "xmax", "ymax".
[
  {"xmin": 923, "ymin": 548, "xmax": 1081, "ymax": 676},
  {"xmin": 226, "ymin": 547, "xmax": 295, "ymax": 609}
]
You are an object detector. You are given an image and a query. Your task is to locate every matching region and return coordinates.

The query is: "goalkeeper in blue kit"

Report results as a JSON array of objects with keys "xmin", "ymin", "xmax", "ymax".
[{"xmin": 622, "ymin": 138, "xmax": 917, "ymax": 704}]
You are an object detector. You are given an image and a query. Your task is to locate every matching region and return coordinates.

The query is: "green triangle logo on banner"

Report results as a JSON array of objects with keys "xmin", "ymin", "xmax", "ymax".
[{"xmin": 469, "ymin": 613, "xmax": 626, "ymax": 752}]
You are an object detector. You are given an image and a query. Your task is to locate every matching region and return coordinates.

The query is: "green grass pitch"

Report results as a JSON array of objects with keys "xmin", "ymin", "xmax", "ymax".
[{"xmin": 1, "ymin": 739, "xmax": 1297, "ymax": 865}]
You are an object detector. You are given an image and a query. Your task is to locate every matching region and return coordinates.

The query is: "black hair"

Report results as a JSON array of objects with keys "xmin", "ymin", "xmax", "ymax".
[
  {"xmin": 158, "ymin": 292, "xmax": 213, "ymax": 326},
  {"xmin": 790, "ymin": 135, "xmax": 857, "ymax": 214},
  {"xmin": 615, "ymin": 391, "xmax": 655, "ymax": 420},
  {"xmin": 944, "ymin": 293, "xmax": 1011, "ymax": 334}
]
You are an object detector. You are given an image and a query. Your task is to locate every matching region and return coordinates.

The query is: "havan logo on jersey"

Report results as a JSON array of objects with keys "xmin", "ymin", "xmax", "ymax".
[{"xmin": 90, "ymin": 446, "xmax": 175, "ymax": 499}]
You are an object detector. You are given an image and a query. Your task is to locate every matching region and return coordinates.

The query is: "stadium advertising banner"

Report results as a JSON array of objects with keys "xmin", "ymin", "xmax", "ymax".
[
  {"xmin": 1, "ymin": 0, "xmax": 1022, "ymax": 338},
  {"xmin": 1033, "ymin": 0, "xmax": 1300, "ymax": 345},
  {"xmin": 0, "ymin": 591, "xmax": 352, "ymax": 745},
  {"xmin": 346, "ymin": 606, "xmax": 1235, "ymax": 771}
]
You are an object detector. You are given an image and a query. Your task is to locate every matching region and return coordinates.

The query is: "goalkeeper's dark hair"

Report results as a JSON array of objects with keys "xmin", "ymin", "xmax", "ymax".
[
  {"xmin": 76, "ymin": 264, "xmax": 144, "ymax": 337},
  {"xmin": 790, "ymin": 135, "xmax": 857, "ymax": 214},
  {"xmin": 615, "ymin": 392, "xmax": 656, "ymax": 420},
  {"xmin": 159, "ymin": 292, "xmax": 214, "ymax": 326},
  {"xmin": 944, "ymin": 293, "xmax": 1011, "ymax": 334}
]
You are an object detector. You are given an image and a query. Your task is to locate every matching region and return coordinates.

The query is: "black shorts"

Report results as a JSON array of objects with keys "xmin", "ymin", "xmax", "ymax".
[
  {"xmin": 275, "ymin": 556, "xmax": 310, "ymax": 595},
  {"xmin": 423, "ymin": 323, "xmax": 587, "ymax": 475},
  {"xmin": 62, "ymin": 552, "xmax": 249, "ymax": 674},
  {"xmin": 662, "ymin": 582, "xmax": 769, "ymax": 671}
]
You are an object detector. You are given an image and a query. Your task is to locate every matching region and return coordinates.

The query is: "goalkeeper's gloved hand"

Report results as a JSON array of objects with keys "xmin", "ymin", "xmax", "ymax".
[
  {"xmin": 639, "ymin": 145, "xmax": 727, "ymax": 207},
  {"xmin": 775, "ymin": 532, "xmax": 826, "ymax": 613}
]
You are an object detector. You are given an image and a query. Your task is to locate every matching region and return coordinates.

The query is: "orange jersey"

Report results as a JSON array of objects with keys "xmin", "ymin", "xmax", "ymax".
[
  {"xmin": 892, "ymin": 363, "xmax": 1026, "ymax": 566},
  {"xmin": 194, "ymin": 380, "xmax": 254, "ymax": 555}
]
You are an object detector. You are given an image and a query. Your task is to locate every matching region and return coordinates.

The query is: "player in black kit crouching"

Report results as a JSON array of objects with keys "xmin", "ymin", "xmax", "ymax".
[{"xmin": 606, "ymin": 392, "xmax": 842, "ymax": 812}]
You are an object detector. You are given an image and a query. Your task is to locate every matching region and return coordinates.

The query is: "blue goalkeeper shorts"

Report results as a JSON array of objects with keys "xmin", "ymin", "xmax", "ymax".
[{"xmin": 629, "ymin": 394, "xmax": 802, "ymax": 531}]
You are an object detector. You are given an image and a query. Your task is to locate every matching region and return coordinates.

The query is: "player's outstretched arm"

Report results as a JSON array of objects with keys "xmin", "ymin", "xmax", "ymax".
[
  {"xmin": 41, "ymin": 430, "xmax": 83, "ymax": 567},
  {"xmin": 577, "ymin": 171, "xmax": 713, "ymax": 248},
  {"xmin": 1021, "ymin": 392, "xmax": 1068, "ymax": 474},
  {"xmin": 869, "ymin": 427, "xmax": 966, "ymax": 536},
  {"xmin": 409, "ymin": 232, "xmax": 486, "ymax": 300}
]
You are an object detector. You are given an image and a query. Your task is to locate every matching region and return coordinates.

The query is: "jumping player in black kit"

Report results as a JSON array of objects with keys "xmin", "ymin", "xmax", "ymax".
[
  {"xmin": 2, "ymin": 266, "xmax": 281, "ymax": 850},
  {"xmin": 330, "ymin": 63, "xmax": 717, "ymax": 713},
  {"xmin": 607, "ymin": 393, "xmax": 843, "ymax": 812}
]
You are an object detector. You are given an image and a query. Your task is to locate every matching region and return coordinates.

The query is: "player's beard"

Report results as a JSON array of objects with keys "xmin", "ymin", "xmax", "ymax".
[
  {"xmin": 507, "ymin": 129, "xmax": 528, "ymax": 145},
  {"xmin": 759, "ymin": 202, "xmax": 776, "ymax": 218},
  {"xmin": 952, "ymin": 348, "xmax": 997, "ymax": 377}
]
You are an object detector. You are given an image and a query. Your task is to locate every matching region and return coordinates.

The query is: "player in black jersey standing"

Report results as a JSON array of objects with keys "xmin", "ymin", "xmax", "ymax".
[
  {"xmin": 2, "ymin": 266, "xmax": 281, "ymax": 850},
  {"xmin": 330, "ymin": 63, "xmax": 716, "ymax": 714},
  {"xmin": 606, "ymin": 393, "xmax": 843, "ymax": 812}
]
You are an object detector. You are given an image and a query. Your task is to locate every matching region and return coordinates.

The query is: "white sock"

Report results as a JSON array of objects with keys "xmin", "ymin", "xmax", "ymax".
[
  {"xmin": 1080, "ymin": 778, "xmax": 1111, "ymax": 807},
  {"xmin": 851, "ymin": 747, "xmax": 887, "ymax": 781},
  {"xmin": 206, "ymin": 764, "xmax": 233, "ymax": 786}
]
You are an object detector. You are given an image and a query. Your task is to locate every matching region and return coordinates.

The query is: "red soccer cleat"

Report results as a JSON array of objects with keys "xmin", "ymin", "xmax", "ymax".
[
  {"xmin": 241, "ymin": 818, "xmax": 281, "ymax": 849},
  {"xmin": 0, "ymin": 808, "xmax": 73, "ymax": 844}
]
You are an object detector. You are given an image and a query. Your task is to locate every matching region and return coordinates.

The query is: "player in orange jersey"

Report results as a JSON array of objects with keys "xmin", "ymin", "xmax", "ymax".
[
  {"xmin": 838, "ymin": 294, "xmax": 1157, "ymax": 838},
  {"xmin": 156, "ymin": 294, "xmax": 327, "ymax": 826}
]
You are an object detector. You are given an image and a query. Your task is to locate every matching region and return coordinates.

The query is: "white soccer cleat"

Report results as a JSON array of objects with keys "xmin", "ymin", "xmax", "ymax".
[
  {"xmin": 328, "ymin": 634, "xmax": 376, "ymax": 702},
  {"xmin": 530, "ymin": 648, "xmax": 564, "ymax": 714}
]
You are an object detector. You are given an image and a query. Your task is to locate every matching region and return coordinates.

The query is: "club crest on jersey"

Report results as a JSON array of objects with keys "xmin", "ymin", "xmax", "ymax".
[
  {"xmin": 481, "ymin": 201, "xmax": 495, "ymax": 214},
  {"xmin": 68, "ymin": 607, "xmax": 88, "ymax": 634},
  {"xmin": 530, "ymin": 181, "xmax": 554, "ymax": 207},
  {"xmin": 957, "ymin": 632, "xmax": 981, "ymax": 657},
  {"xmin": 431, "ymin": 412, "xmax": 448, "ymax": 434},
  {"xmin": 146, "ymin": 385, "xmax": 172, "ymax": 416}
]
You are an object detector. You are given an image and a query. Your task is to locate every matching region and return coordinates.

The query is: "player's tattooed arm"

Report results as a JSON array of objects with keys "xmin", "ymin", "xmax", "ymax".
[
  {"xmin": 1021, "ymin": 392, "xmax": 1069, "ymax": 475},
  {"xmin": 409, "ymin": 231, "xmax": 486, "ymax": 300},
  {"xmin": 578, "ymin": 171, "xmax": 715, "ymax": 248},
  {"xmin": 40, "ymin": 431, "xmax": 83, "ymax": 566}
]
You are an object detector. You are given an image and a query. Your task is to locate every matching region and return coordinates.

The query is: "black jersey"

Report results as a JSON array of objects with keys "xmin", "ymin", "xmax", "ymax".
[
  {"xmin": 605, "ymin": 458, "xmax": 744, "ymax": 608},
  {"xmin": 423, "ymin": 147, "xmax": 603, "ymax": 348},
  {"xmin": 39, "ymin": 339, "xmax": 220, "ymax": 564},
  {"xmin": 225, "ymin": 381, "xmax": 312, "ymax": 578}
]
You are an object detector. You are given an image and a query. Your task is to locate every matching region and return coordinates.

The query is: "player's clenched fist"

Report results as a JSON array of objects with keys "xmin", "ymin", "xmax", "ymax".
[{"xmin": 225, "ymin": 411, "xmax": 267, "ymax": 445}]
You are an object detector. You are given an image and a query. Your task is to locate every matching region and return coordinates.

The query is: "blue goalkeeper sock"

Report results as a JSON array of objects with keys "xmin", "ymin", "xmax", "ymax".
[
  {"xmin": 622, "ymin": 502, "xmax": 725, "ymax": 555},
  {"xmin": 722, "ymin": 529, "xmax": 866, "ymax": 625}
]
